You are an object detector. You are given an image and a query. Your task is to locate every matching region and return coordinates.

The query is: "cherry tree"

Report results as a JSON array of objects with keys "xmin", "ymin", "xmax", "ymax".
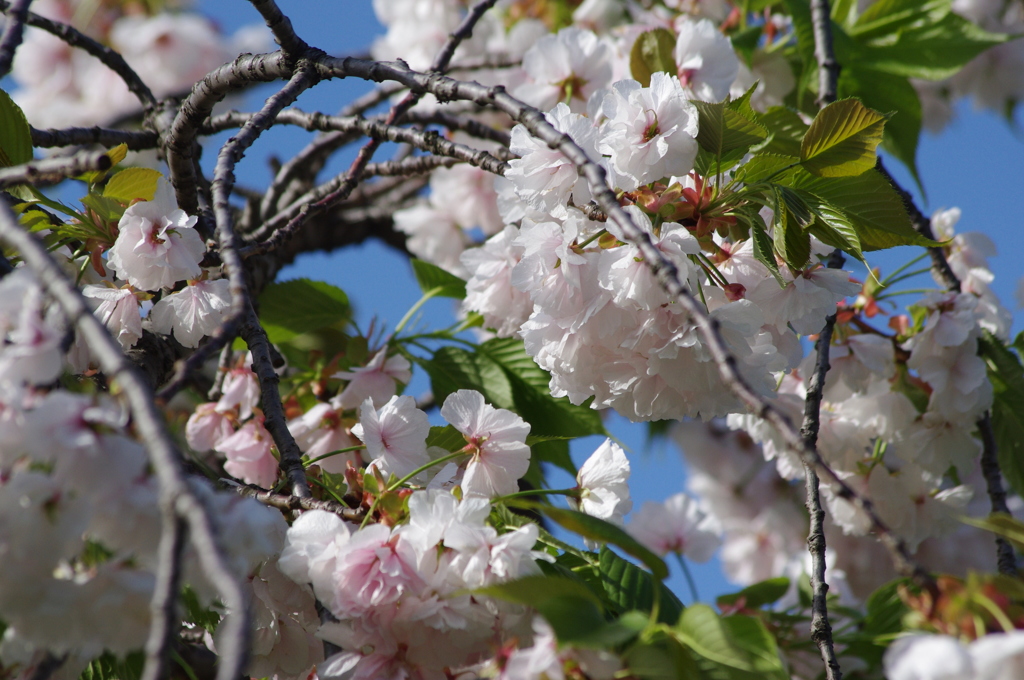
[{"xmin": 0, "ymin": 1, "xmax": 1023, "ymax": 679}]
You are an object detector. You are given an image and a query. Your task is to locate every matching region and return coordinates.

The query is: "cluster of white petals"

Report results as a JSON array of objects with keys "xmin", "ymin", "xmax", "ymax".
[{"xmin": 278, "ymin": 489, "xmax": 550, "ymax": 679}]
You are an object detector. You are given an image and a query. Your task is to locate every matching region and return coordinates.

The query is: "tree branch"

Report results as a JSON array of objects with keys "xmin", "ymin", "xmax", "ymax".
[
  {"xmin": 810, "ymin": 0, "xmax": 840, "ymax": 107},
  {"xmin": 140, "ymin": 513, "xmax": 186, "ymax": 680},
  {"xmin": 30, "ymin": 125, "xmax": 160, "ymax": 150},
  {"xmin": 208, "ymin": 67, "xmax": 317, "ymax": 499},
  {"xmin": 165, "ymin": 51, "xmax": 291, "ymax": 215},
  {"xmin": 803, "ymin": 3, "xmax": 844, "ymax": 675},
  {"xmin": 0, "ymin": 0, "xmax": 33, "ymax": 79},
  {"xmin": 0, "ymin": 150, "xmax": 111, "ymax": 188},
  {"xmin": 226, "ymin": 481, "xmax": 365, "ymax": 522},
  {"xmin": 245, "ymin": 0, "xmax": 307, "ymax": 57}
]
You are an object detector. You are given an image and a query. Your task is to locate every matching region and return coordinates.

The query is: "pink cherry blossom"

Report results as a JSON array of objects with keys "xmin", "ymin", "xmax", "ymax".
[
  {"xmin": 288, "ymin": 398, "xmax": 361, "ymax": 474},
  {"xmin": 628, "ymin": 492, "xmax": 721, "ymax": 561},
  {"xmin": 106, "ymin": 178, "xmax": 205, "ymax": 291},
  {"xmin": 82, "ymin": 284, "xmax": 144, "ymax": 350},
  {"xmin": 440, "ymin": 390, "xmax": 531, "ymax": 499},
  {"xmin": 185, "ymin": 402, "xmax": 235, "ymax": 453},
  {"xmin": 334, "ymin": 347, "xmax": 413, "ymax": 410},
  {"xmin": 149, "ymin": 278, "xmax": 232, "ymax": 348},
  {"xmin": 352, "ymin": 395, "xmax": 430, "ymax": 481},
  {"xmin": 216, "ymin": 415, "xmax": 279, "ymax": 488}
]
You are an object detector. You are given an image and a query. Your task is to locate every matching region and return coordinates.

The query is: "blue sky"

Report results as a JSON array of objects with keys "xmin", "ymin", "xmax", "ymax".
[{"xmin": 200, "ymin": 0, "xmax": 1024, "ymax": 604}]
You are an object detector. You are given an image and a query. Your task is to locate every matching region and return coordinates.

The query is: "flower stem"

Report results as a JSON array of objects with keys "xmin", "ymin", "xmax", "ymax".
[{"xmin": 305, "ymin": 445, "xmax": 366, "ymax": 467}]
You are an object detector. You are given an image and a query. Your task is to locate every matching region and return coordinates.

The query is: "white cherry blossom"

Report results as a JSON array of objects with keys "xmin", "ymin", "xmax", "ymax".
[
  {"xmin": 569, "ymin": 438, "xmax": 632, "ymax": 526},
  {"xmin": 598, "ymin": 72, "xmax": 700, "ymax": 189},
  {"xmin": 673, "ymin": 18, "xmax": 740, "ymax": 102},
  {"xmin": 440, "ymin": 389, "xmax": 531, "ymax": 498},
  {"xmin": 149, "ymin": 278, "xmax": 232, "ymax": 348},
  {"xmin": 106, "ymin": 178, "xmax": 205, "ymax": 291}
]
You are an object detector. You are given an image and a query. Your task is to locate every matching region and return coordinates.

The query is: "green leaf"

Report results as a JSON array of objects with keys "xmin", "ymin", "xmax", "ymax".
[
  {"xmin": 423, "ymin": 345, "xmax": 514, "ymax": 409},
  {"xmin": 735, "ymin": 153, "xmax": 800, "ymax": 185},
  {"xmin": 674, "ymin": 605, "xmax": 788, "ymax": 679},
  {"xmin": 852, "ymin": 0, "xmax": 950, "ymax": 40},
  {"xmin": 630, "ymin": 28, "xmax": 677, "ymax": 87},
  {"xmin": 792, "ymin": 187, "xmax": 865, "ymax": 260},
  {"xmin": 425, "ymin": 424, "xmax": 466, "ymax": 452},
  {"xmin": 258, "ymin": 279, "xmax": 351, "ymax": 343},
  {"xmin": 717, "ymin": 578, "xmax": 791, "ymax": 610},
  {"xmin": 478, "ymin": 337, "xmax": 605, "ymax": 439},
  {"xmin": 839, "ymin": 67, "xmax": 923, "ymax": 190},
  {"xmin": 79, "ymin": 652, "xmax": 144, "ymax": 680},
  {"xmin": 103, "ymin": 167, "xmax": 162, "ymax": 203},
  {"xmin": 800, "ymin": 99, "xmax": 887, "ymax": 177},
  {"xmin": 692, "ymin": 96, "xmax": 769, "ymax": 161},
  {"xmin": 524, "ymin": 504, "xmax": 668, "ymax": 579},
  {"xmin": 411, "ymin": 258, "xmax": 466, "ymax": 299},
  {"xmin": 478, "ymin": 575, "xmax": 608, "ymax": 643},
  {"xmin": 624, "ymin": 637, "xmax": 702, "ymax": 680},
  {"xmin": 758, "ymin": 107, "xmax": 809, "ymax": 158},
  {"xmin": 771, "ymin": 187, "xmax": 811, "ymax": 270},
  {"xmin": 750, "ymin": 222, "xmax": 785, "ymax": 286},
  {"xmin": 856, "ymin": 11, "xmax": 1010, "ymax": 80},
  {"xmin": 979, "ymin": 333, "xmax": 1024, "ymax": 497},
  {"xmin": 598, "ymin": 547, "xmax": 682, "ymax": 624},
  {"xmin": 0, "ymin": 89, "xmax": 32, "ymax": 167},
  {"xmin": 777, "ymin": 167, "xmax": 935, "ymax": 251}
]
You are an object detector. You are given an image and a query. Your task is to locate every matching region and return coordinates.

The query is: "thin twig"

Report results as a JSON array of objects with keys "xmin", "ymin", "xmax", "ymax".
[
  {"xmin": 0, "ymin": 0, "xmax": 155, "ymax": 109},
  {"xmin": 244, "ymin": 0, "xmax": 502, "ymax": 256},
  {"xmin": 978, "ymin": 412, "xmax": 1018, "ymax": 574},
  {"xmin": 257, "ymin": 83, "xmax": 405, "ymax": 222},
  {"xmin": 0, "ymin": 204, "xmax": 250, "ymax": 680},
  {"xmin": 803, "ymin": 3, "xmax": 844, "ymax": 676},
  {"xmin": 0, "ymin": 150, "xmax": 111, "ymax": 188},
  {"xmin": 226, "ymin": 480, "xmax": 365, "ymax": 522},
  {"xmin": 208, "ymin": 67, "xmax": 317, "ymax": 499},
  {"xmin": 800, "ymin": 249, "xmax": 847, "ymax": 680},
  {"xmin": 0, "ymin": 0, "xmax": 33, "ymax": 79},
  {"xmin": 810, "ymin": 0, "xmax": 840, "ymax": 107},
  {"xmin": 240, "ymin": 304, "xmax": 311, "ymax": 498},
  {"xmin": 165, "ymin": 51, "xmax": 290, "ymax": 215},
  {"xmin": 140, "ymin": 513, "xmax": 186, "ymax": 680},
  {"xmin": 878, "ymin": 158, "xmax": 1015, "ymax": 575},
  {"xmin": 203, "ymin": 107, "xmax": 513, "ymax": 153},
  {"xmin": 245, "ymin": 0, "xmax": 308, "ymax": 56}
]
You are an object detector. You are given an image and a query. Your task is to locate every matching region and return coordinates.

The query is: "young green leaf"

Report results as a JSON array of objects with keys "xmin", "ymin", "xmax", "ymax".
[
  {"xmin": 777, "ymin": 167, "xmax": 936, "ymax": 251},
  {"xmin": 674, "ymin": 604, "xmax": 788, "ymax": 679},
  {"xmin": 0, "ymin": 89, "xmax": 33, "ymax": 168},
  {"xmin": 979, "ymin": 333, "xmax": 1024, "ymax": 497},
  {"xmin": 598, "ymin": 547, "xmax": 683, "ymax": 624},
  {"xmin": 477, "ymin": 575, "xmax": 607, "ymax": 643},
  {"xmin": 801, "ymin": 99, "xmax": 888, "ymax": 177},
  {"xmin": 258, "ymin": 279, "xmax": 351, "ymax": 343},
  {"xmin": 527, "ymin": 505, "xmax": 668, "ymax": 579},
  {"xmin": 692, "ymin": 97, "xmax": 769, "ymax": 161},
  {"xmin": 629, "ymin": 28, "xmax": 677, "ymax": 87},
  {"xmin": 103, "ymin": 167, "xmax": 162, "ymax": 203},
  {"xmin": 411, "ymin": 258, "xmax": 467, "ymax": 299}
]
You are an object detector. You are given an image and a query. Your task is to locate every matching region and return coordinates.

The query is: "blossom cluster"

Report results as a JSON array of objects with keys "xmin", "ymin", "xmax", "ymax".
[
  {"xmin": 0, "ymin": 271, "xmax": 285, "ymax": 672},
  {"xmin": 9, "ymin": 0, "xmax": 268, "ymax": 128}
]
